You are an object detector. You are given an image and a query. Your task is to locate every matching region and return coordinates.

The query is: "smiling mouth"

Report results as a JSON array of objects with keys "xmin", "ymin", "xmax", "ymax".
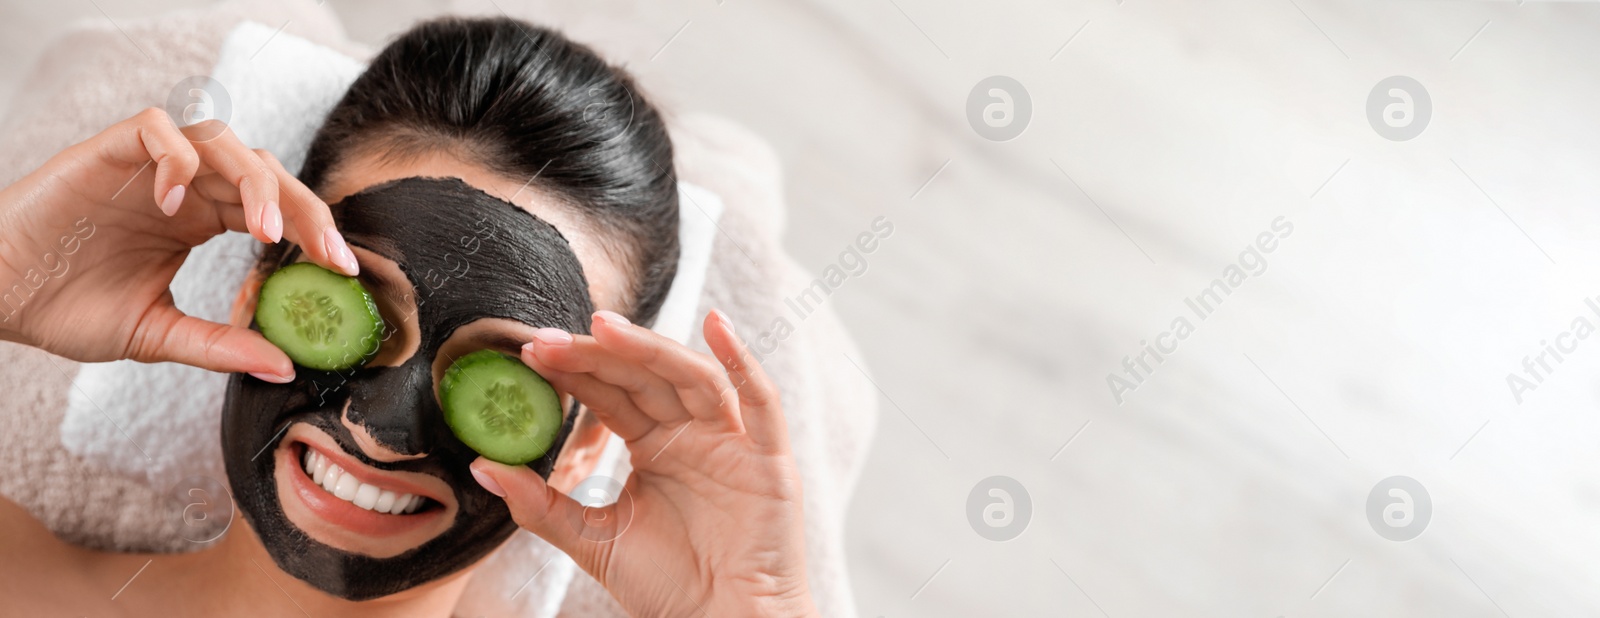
[
  {"xmin": 295, "ymin": 443, "xmax": 441, "ymax": 515},
  {"xmin": 273, "ymin": 423, "xmax": 458, "ymax": 554}
]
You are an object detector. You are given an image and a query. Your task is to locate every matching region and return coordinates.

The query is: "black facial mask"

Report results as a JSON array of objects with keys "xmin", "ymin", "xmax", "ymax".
[{"xmin": 221, "ymin": 177, "xmax": 595, "ymax": 600}]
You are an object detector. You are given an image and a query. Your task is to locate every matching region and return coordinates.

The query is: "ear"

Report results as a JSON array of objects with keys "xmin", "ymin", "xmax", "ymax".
[
  {"xmin": 546, "ymin": 405, "xmax": 613, "ymax": 493},
  {"xmin": 230, "ymin": 267, "xmax": 268, "ymax": 328}
]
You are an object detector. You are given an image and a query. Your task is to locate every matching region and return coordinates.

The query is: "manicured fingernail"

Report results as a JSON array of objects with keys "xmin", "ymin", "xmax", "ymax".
[
  {"xmin": 533, "ymin": 328, "xmax": 573, "ymax": 346},
  {"xmin": 324, "ymin": 228, "xmax": 359, "ymax": 275},
  {"xmin": 594, "ymin": 310, "xmax": 630, "ymax": 327},
  {"xmin": 470, "ymin": 464, "xmax": 506, "ymax": 497},
  {"xmin": 160, "ymin": 185, "xmax": 186, "ymax": 216},
  {"xmin": 249, "ymin": 371, "xmax": 295, "ymax": 384},
  {"xmin": 262, "ymin": 201, "xmax": 283, "ymax": 243},
  {"xmin": 710, "ymin": 309, "xmax": 739, "ymax": 342}
]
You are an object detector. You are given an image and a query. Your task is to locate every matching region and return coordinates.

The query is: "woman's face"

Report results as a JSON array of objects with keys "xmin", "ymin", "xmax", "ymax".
[{"xmin": 221, "ymin": 157, "xmax": 627, "ymax": 601}]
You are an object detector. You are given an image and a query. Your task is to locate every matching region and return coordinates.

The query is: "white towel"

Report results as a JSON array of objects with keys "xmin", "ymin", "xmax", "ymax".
[{"xmin": 57, "ymin": 21, "xmax": 724, "ymax": 618}]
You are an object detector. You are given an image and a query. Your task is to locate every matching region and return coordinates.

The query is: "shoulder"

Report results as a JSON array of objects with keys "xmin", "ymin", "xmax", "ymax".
[{"xmin": 0, "ymin": 497, "xmax": 124, "ymax": 615}]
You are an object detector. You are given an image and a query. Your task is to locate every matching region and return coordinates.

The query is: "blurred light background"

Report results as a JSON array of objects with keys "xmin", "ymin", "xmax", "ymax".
[{"xmin": 9, "ymin": 1, "xmax": 1600, "ymax": 616}]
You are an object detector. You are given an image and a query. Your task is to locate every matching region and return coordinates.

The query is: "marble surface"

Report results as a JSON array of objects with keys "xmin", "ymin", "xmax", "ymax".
[{"xmin": 9, "ymin": 0, "xmax": 1600, "ymax": 616}]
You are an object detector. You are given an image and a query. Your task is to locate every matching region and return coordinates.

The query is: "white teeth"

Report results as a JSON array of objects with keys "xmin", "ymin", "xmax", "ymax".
[
  {"xmin": 353, "ymin": 483, "xmax": 380, "ymax": 510},
  {"xmin": 375, "ymin": 490, "xmax": 397, "ymax": 513},
  {"xmin": 334, "ymin": 473, "xmax": 360, "ymax": 501},
  {"xmin": 308, "ymin": 451, "xmax": 329, "ymax": 485},
  {"xmin": 300, "ymin": 447, "xmax": 427, "ymax": 514},
  {"xmin": 323, "ymin": 464, "xmax": 343, "ymax": 490}
]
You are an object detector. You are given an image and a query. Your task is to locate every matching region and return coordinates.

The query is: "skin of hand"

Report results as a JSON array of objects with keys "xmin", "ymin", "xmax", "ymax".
[
  {"xmin": 470, "ymin": 309, "xmax": 821, "ymax": 618},
  {"xmin": 0, "ymin": 107, "xmax": 358, "ymax": 380}
]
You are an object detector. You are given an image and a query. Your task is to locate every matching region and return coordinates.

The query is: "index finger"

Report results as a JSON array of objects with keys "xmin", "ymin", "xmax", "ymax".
[
  {"xmin": 587, "ymin": 311, "xmax": 740, "ymax": 427},
  {"xmin": 186, "ymin": 125, "xmax": 357, "ymax": 276},
  {"xmin": 254, "ymin": 149, "xmax": 359, "ymax": 276},
  {"xmin": 181, "ymin": 121, "xmax": 279, "ymax": 244}
]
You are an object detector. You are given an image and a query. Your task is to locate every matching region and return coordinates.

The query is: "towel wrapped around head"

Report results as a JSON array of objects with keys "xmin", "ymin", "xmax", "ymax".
[{"xmin": 0, "ymin": 2, "xmax": 877, "ymax": 617}]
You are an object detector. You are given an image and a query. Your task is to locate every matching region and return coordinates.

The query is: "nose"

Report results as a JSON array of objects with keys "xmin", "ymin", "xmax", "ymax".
[{"xmin": 340, "ymin": 359, "xmax": 448, "ymax": 458}]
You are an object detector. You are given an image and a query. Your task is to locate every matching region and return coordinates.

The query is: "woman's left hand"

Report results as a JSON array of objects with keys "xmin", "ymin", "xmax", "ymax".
[{"xmin": 469, "ymin": 309, "xmax": 820, "ymax": 618}]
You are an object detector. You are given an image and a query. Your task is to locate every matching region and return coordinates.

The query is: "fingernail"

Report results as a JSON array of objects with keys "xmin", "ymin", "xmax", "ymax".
[
  {"xmin": 160, "ymin": 185, "xmax": 186, "ymax": 216},
  {"xmin": 324, "ymin": 228, "xmax": 359, "ymax": 275},
  {"xmin": 711, "ymin": 308, "xmax": 735, "ymax": 335},
  {"xmin": 249, "ymin": 371, "xmax": 295, "ymax": 384},
  {"xmin": 262, "ymin": 201, "xmax": 283, "ymax": 243},
  {"xmin": 594, "ymin": 310, "xmax": 630, "ymax": 327},
  {"xmin": 470, "ymin": 464, "xmax": 506, "ymax": 497},
  {"xmin": 533, "ymin": 328, "xmax": 573, "ymax": 346}
]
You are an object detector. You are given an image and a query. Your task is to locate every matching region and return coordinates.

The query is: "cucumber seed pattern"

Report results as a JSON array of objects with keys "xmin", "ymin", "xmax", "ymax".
[
  {"xmin": 482, "ymin": 381, "xmax": 537, "ymax": 435},
  {"xmin": 283, "ymin": 291, "xmax": 343, "ymax": 347}
]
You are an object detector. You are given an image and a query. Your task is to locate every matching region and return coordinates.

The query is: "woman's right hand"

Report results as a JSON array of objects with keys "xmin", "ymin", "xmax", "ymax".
[{"xmin": 0, "ymin": 107, "xmax": 358, "ymax": 380}]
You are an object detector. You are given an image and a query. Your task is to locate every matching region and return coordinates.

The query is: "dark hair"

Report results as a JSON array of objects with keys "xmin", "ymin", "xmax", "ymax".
[{"xmin": 288, "ymin": 16, "xmax": 679, "ymax": 325}]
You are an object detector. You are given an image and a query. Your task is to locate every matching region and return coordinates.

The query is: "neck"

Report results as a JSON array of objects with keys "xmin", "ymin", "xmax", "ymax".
[{"xmin": 168, "ymin": 518, "xmax": 474, "ymax": 617}]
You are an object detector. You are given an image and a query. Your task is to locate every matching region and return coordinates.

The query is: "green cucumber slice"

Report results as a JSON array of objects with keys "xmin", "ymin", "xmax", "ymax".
[
  {"xmin": 255, "ymin": 262, "xmax": 383, "ymax": 372},
  {"xmin": 440, "ymin": 350, "xmax": 562, "ymax": 465}
]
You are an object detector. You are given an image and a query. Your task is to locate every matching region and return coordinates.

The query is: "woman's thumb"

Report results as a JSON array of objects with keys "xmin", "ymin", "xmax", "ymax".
[
  {"xmin": 135, "ymin": 305, "xmax": 294, "ymax": 381},
  {"xmin": 470, "ymin": 458, "xmax": 615, "ymax": 578}
]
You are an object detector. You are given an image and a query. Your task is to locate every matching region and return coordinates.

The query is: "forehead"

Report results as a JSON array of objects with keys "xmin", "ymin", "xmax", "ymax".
[
  {"xmin": 319, "ymin": 151, "xmax": 629, "ymax": 314},
  {"xmin": 332, "ymin": 177, "xmax": 595, "ymax": 342}
]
